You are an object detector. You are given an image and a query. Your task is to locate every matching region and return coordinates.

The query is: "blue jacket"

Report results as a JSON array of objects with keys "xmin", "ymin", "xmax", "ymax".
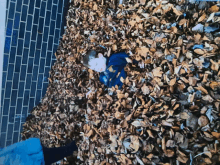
[
  {"xmin": 99, "ymin": 52, "xmax": 129, "ymax": 89},
  {"xmin": 0, "ymin": 138, "xmax": 45, "ymax": 165}
]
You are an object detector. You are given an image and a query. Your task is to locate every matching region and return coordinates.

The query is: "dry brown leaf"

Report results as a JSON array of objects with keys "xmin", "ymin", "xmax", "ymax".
[
  {"xmin": 198, "ymin": 115, "xmax": 209, "ymax": 127},
  {"xmin": 208, "ymin": 5, "xmax": 219, "ymax": 12},
  {"xmin": 202, "ymin": 95, "xmax": 214, "ymax": 102},
  {"xmin": 169, "ymin": 77, "xmax": 176, "ymax": 86},
  {"xmin": 210, "ymin": 81, "xmax": 220, "ymax": 90},
  {"xmin": 180, "ymin": 112, "xmax": 190, "ymax": 119},
  {"xmin": 211, "ymin": 132, "xmax": 220, "ymax": 138},
  {"xmin": 153, "ymin": 67, "xmax": 163, "ymax": 77},
  {"xmin": 141, "ymin": 84, "xmax": 150, "ymax": 95},
  {"xmin": 194, "ymin": 49, "xmax": 205, "ymax": 55},
  {"xmin": 165, "ymin": 149, "xmax": 174, "ymax": 157},
  {"xmin": 210, "ymin": 59, "xmax": 219, "ymax": 71},
  {"xmin": 132, "ymin": 121, "xmax": 147, "ymax": 127},
  {"xmin": 198, "ymin": 14, "xmax": 206, "ymax": 22}
]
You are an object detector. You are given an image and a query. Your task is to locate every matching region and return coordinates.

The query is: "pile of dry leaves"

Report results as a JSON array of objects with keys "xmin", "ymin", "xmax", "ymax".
[{"xmin": 22, "ymin": 0, "xmax": 220, "ymax": 164}]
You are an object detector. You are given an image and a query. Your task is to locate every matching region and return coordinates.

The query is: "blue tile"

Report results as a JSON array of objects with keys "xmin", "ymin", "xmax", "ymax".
[
  {"xmin": 37, "ymin": 74, "xmax": 43, "ymax": 89},
  {"xmin": 3, "ymin": 54, "xmax": 9, "ymax": 71},
  {"xmin": 53, "ymin": 44, "xmax": 58, "ymax": 54},
  {"xmin": 26, "ymin": 15, "xmax": 33, "ymax": 31},
  {"xmin": 6, "ymin": 141, "xmax": 12, "ymax": 147},
  {"xmin": 14, "ymin": 13, "xmax": 20, "ymax": 29},
  {"xmin": 44, "ymin": 67, "xmax": 50, "ymax": 81},
  {"xmin": 23, "ymin": 0, "xmax": 29, "ymax": 5},
  {"xmin": 0, "ymin": 133, "xmax": 6, "ymax": 148},
  {"xmin": 28, "ymin": 0, "xmax": 35, "ymax": 14},
  {"xmin": 12, "ymin": 73, "xmax": 19, "ymax": 89},
  {"xmin": 51, "ymin": 59, "xmax": 56, "ymax": 66},
  {"xmin": 11, "ymin": 90, "xmax": 17, "ymax": 106},
  {"xmin": 2, "ymin": 72, "xmax": 7, "ymax": 88},
  {"xmin": 8, "ymin": 2, "xmax": 15, "ymax": 19},
  {"xmin": 19, "ymin": 22, "xmax": 26, "ymax": 39},
  {"xmin": 6, "ymin": 0, "xmax": 9, "ymax": 9},
  {"xmin": 32, "ymin": 66, "xmax": 39, "ymax": 81},
  {"xmin": 31, "ymin": 25, "xmax": 38, "ymax": 41},
  {"xmin": 23, "ymin": 91, "xmax": 30, "ymax": 106},
  {"xmin": 11, "ymin": 30, "xmax": 18, "ymax": 46},
  {"xmin": 36, "ymin": 34, "xmax": 43, "ymax": 49},
  {"xmin": 58, "ymin": 0, "xmax": 63, "ymax": 13},
  {"xmin": 21, "ymin": 5, "xmax": 28, "ymax": 21},
  {"xmin": 13, "ymin": 132, "xmax": 19, "ymax": 143},
  {"xmin": 14, "ymin": 116, "xmax": 21, "ymax": 131},
  {"xmin": 7, "ymin": 64, "xmax": 14, "ymax": 81},
  {"xmin": 40, "ymin": 1, "xmax": 46, "ymax": 17},
  {"xmin": 20, "ymin": 65, "xmax": 27, "ymax": 81},
  {"xmin": 48, "ymin": 36, "xmax": 53, "ymax": 51},
  {"xmin": 16, "ymin": 98, "xmax": 23, "ymax": 114},
  {"xmin": 22, "ymin": 48, "xmax": 29, "ymax": 64},
  {"xmin": 47, "ymin": 0, "xmax": 52, "ymax": 10},
  {"xmin": 5, "ymin": 82, "xmax": 12, "ymax": 98},
  {"xmin": 35, "ymin": 90, "xmax": 41, "ymax": 105},
  {"xmin": 4, "ymin": 37, "xmax": 11, "ymax": 54},
  {"xmin": 56, "ymin": 14, "xmax": 61, "ymax": 29},
  {"xmin": 29, "ymin": 41, "xmax": 36, "ymax": 57},
  {"xmin": 42, "ymin": 83, "xmax": 48, "ymax": 96},
  {"xmin": 1, "ymin": 90, "xmax": 4, "ymax": 106},
  {"xmin": 50, "ymin": 21, "xmax": 55, "ymax": 35},
  {"xmin": 7, "ymin": 124, "xmax": 14, "ymax": 141},
  {"xmin": 60, "ymin": 24, "xmax": 64, "ymax": 36},
  {"xmin": 9, "ymin": 47, "xmax": 16, "ymax": 63},
  {"xmin": 43, "ymin": 27, "xmax": 49, "ymax": 42},
  {"xmin": 41, "ymin": 43, "xmax": 47, "ymax": 57},
  {"xmin": 16, "ymin": 39, "xmax": 24, "ymax": 55},
  {"xmin": 38, "ymin": 17, "xmax": 44, "ymax": 33},
  {"xmin": 36, "ymin": 0, "xmax": 41, "ymax": 8},
  {"xmin": 21, "ymin": 107, "xmax": 28, "ymax": 122},
  {"xmin": 45, "ymin": 11, "xmax": 51, "ymax": 26},
  {"xmin": 1, "ymin": 117, "xmax": 8, "ymax": 132},
  {"xmin": 6, "ymin": 19, "xmax": 13, "ymax": 36},
  {"xmin": 25, "ymin": 74, "xmax": 32, "ymax": 89},
  {"xmin": 3, "ymin": 99, "xmax": 10, "ymax": 115},
  {"xmin": 30, "ymin": 82, "xmax": 37, "ymax": 97},
  {"xmin": 39, "ymin": 59, "xmax": 45, "ymax": 73},
  {"xmin": 27, "ymin": 58, "xmax": 34, "ymax": 73},
  {"xmin": 46, "ymin": 52, "xmax": 51, "ymax": 66},
  {"xmin": 16, "ymin": 0, "xmax": 22, "ymax": 12},
  {"xmin": 33, "ymin": 8, "xmax": 40, "ymax": 25},
  {"xmin": 9, "ymin": 107, "xmax": 15, "ymax": 123},
  {"xmin": 15, "ymin": 56, "xmax": 22, "ymax": 72},
  {"xmin": 34, "ymin": 49, "xmax": 40, "ymax": 65},
  {"xmin": 29, "ymin": 98, "xmax": 35, "ymax": 112},
  {"xmin": 53, "ymin": 0, "xmax": 58, "ymax": 4},
  {"xmin": 24, "ymin": 32, "xmax": 31, "ymax": 48},
  {"xmin": 51, "ymin": 5, "xmax": 58, "ymax": 20}
]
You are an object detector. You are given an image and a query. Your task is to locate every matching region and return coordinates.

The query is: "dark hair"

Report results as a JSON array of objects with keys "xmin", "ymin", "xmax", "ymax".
[{"xmin": 83, "ymin": 50, "xmax": 97, "ymax": 67}]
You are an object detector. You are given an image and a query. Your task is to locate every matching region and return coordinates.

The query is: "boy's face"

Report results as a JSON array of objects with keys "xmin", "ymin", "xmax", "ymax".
[{"xmin": 88, "ymin": 53, "xmax": 107, "ymax": 72}]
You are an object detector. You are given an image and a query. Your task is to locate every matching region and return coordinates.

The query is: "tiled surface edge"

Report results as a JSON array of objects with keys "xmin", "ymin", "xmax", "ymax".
[
  {"xmin": 0, "ymin": 0, "xmax": 69, "ymax": 148},
  {"xmin": 0, "ymin": 0, "xmax": 6, "ymax": 130}
]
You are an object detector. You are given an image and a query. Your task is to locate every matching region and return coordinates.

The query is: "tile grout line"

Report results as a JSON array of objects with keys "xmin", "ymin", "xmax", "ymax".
[
  {"xmin": 14, "ymin": 0, "xmax": 33, "ymax": 143},
  {"xmin": 0, "ymin": 0, "xmax": 13, "ymax": 147},
  {"xmin": 17, "ymin": 0, "xmax": 39, "ymax": 142},
  {"xmin": 4, "ymin": 0, "xmax": 21, "ymax": 147},
  {"xmin": 0, "ymin": 0, "xmax": 8, "ymax": 147},
  {"xmin": 32, "ymin": 0, "xmax": 50, "ymax": 114}
]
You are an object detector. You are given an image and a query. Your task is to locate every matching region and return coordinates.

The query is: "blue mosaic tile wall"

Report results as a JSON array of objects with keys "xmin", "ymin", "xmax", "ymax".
[{"xmin": 0, "ymin": 0, "xmax": 69, "ymax": 148}]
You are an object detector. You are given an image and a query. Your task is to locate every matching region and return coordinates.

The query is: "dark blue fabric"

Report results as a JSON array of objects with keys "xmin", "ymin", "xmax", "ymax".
[{"xmin": 99, "ymin": 52, "xmax": 129, "ymax": 89}]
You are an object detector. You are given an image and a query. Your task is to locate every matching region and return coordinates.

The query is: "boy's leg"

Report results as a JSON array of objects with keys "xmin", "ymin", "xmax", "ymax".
[{"xmin": 42, "ymin": 141, "xmax": 77, "ymax": 165}]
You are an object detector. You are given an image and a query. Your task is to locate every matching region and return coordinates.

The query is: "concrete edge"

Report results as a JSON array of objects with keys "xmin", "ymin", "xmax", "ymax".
[{"xmin": 0, "ymin": 1, "xmax": 6, "ymax": 113}]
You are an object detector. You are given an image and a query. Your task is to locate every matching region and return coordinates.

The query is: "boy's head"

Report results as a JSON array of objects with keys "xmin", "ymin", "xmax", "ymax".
[{"xmin": 82, "ymin": 50, "xmax": 107, "ymax": 72}]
